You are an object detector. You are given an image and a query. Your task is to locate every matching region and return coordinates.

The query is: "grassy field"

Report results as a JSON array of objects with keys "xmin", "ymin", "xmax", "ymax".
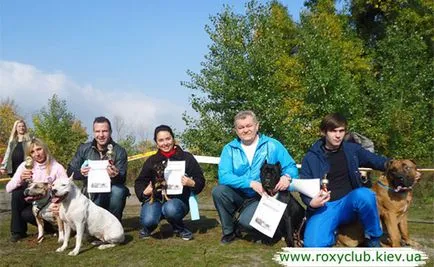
[
  {"xmin": 0, "ymin": 178, "xmax": 433, "ymax": 267},
  {"xmin": 1, "ymin": 195, "xmax": 433, "ymax": 267}
]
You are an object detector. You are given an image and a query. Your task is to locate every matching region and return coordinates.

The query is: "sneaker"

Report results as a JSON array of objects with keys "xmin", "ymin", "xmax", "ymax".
[
  {"xmin": 174, "ymin": 228, "xmax": 193, "ymax": 241},
  {"xmin": 10, "ymin": 233, "xmax": 27, "ymax": 243},
  {"xmin": 139, "ymin": 228, "xmax": 151, "ymax": 240},
  {"xmin": 220, "ymin": 232, "xmax": 236, "ymax": 244},
  {"xmin": 366, "ymin": 237, "xmax": 381, "ymax": 247}
]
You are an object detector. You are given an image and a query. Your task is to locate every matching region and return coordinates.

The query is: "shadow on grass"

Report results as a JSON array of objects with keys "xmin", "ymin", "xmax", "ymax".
[{"xmin": 121, "ymin": 215, "xmax": 219, "ymax": 240}]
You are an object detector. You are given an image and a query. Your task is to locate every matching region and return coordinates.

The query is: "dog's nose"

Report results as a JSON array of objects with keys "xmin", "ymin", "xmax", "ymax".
[
  {"xmin": 24, "ymin": 188, "xmax": 29, "ymax": 195},
  {"xmin": 52, "ymin": 189, "xmax": 57, "ymax": 194}
]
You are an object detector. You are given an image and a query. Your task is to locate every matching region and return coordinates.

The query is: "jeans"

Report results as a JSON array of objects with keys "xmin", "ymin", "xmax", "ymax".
[
  {"xmin": 304, "ymin": 187, "xmax": 383, "ymax": 247},
  {"xmin": 212, "ymin": 185, "xmax": 259, "ymax": 236},
  {"xmin": 139, "ymin": 198, "xmax": 189, "ymax": 234},
  {"xmin": 91, "ymin": 184, "xmax": 130, "ymax": 221}
]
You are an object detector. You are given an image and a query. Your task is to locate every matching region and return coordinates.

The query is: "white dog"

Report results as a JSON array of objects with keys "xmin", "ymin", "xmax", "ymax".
[{"xmin": 51, "ymin": 176, "xmax": 124, "ymax": 256}]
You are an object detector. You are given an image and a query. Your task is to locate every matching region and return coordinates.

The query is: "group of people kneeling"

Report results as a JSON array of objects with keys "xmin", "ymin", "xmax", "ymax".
[{"xmin": 3, "ymin": 111, "xmax": 388, "ymax": 247}]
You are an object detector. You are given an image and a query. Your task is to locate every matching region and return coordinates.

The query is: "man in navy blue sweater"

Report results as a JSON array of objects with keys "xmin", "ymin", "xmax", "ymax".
[{"xmin": 300, "ymin": 113, "xmax": 388, "ymax": 247}]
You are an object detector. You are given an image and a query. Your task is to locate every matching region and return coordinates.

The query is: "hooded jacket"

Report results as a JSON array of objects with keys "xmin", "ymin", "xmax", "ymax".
[
  {"xmin": 218, "ymin": 134, "xmax": 299, "ymax": 197},
  {"xmin": 299, "ymin": 138, "xmax": 388, "ymax": 209},
  {"xmin": 6, "ymin": 159, "xmax": 67, "ymax": 192}
]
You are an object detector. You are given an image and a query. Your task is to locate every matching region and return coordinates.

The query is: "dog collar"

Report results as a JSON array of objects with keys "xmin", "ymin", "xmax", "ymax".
[{"xmin": 377, "ymin": 180, "xmax": 411, "ymax": 194}]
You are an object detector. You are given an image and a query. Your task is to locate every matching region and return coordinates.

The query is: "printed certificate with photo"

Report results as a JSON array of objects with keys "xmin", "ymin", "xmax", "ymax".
[
  {"xmin": 164, "ymin": 160, "xmax": 185, "ymax": 195},
  {"xmin": 87, "ymin": 160, "xmax": 111, "ymax": 193},
  {"xmin": 250, "ymin": 195, "xmax": 287, "ymax": 238}
]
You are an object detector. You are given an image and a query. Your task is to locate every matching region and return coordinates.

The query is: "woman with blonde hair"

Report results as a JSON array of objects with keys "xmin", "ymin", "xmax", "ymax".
[
  {"xmin": 1, "ymin": 120, "xmax": 32, "ymax": 176},
  {"xmin": 6, "ymin": 138, "xmax": 68, "ymax": 242}
]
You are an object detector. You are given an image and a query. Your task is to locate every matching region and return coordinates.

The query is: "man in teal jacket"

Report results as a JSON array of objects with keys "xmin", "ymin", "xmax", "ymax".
[{"xmin": 213, "ymin": 110, "xmax": 299, "ymax": 244}]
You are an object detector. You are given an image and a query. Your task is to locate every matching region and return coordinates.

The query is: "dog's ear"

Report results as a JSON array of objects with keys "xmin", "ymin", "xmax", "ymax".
[
  {"xmin": 410, "ymin": 159, "xmax": 417, "ymax": 166},
  {"xmin": 276, "ymin": 161, "xmax": 281, "ymax": 170},
  {"xmin": 68, "ymin": 173, "xmax": 74, "ymax": 182},
  {"xmin": 385, "ymin": 159, "xmax": 394, "ymax": 170}
]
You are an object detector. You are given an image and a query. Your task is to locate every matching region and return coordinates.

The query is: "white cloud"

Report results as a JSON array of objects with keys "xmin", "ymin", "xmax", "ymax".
[{"xmin": 0, "ymin": 60, "xmax": 187, "ymax": 141}]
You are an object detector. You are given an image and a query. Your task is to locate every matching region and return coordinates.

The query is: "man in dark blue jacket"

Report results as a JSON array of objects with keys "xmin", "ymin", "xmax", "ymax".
[
  {"xmin": 67, "ymin": 116, "xmax": 129, "ymax": 222},
  {"xmin": 300, "ymin": 113, "xmax": 388, "ymax": 247}
]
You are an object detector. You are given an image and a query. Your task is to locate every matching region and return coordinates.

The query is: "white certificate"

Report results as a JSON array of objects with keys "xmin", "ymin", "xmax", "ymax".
[
  {"xmin": 164, "ymin": 160, "xmax": 185, "ymax": 195},
  {"xmin": 87, "ymin": 160, "xmax": 111, "ymax": 193},
  {"xmin": 249, "ymin": 195, "xmax": 287, "ymax": 238}
]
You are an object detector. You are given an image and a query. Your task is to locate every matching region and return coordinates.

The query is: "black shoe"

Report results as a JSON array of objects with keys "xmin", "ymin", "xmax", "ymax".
[
  {"xmin": 221, "ymin": 233, "xmax": 236, "ymax": 244},
  {"xmin": 139, "ymin": 228, "xmax": 151, "ymax": 240},
  {"xmin": 174, "ymin": 228, "xmax": 193, "ymax": 241},
  {"xmin": 10, "ymin": 233, "xmax": 27, "ymax": 243}
]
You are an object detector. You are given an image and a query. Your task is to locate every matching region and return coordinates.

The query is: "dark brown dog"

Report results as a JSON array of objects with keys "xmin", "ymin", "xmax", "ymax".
[
  {"xmin": 337, "ymin": 159, "xmax": 421, "ymax": 247},
  {"xmin": 149, "ymin": 160, "xmax": 170, "ymax": 204}
]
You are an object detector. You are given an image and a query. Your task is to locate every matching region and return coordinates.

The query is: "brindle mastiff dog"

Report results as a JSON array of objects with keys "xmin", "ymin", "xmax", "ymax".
[{"xmin": 337, "ymin": 159, "xmax": 421, "ymax": 247}]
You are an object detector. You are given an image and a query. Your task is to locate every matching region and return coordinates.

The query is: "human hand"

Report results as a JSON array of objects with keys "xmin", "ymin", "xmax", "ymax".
[
  {"xmin": 21, "ymin": 169, "xmax": 33, "ymax": 182},
  {"xmin": 107, "ymin": 164, "xmax": 119, "ymax": 178},
  {"xmin": 181, "ymin": 175, "xmax": 195, "ymax": 187},
  {"xmin": 274, "ymin": 175, "xmax": 291, "ymax": 192},
  {"xmin": 80, "ymin": 166, "xmax": 90, "ymax": 177},
  {"xmin": 0, "ymin": 168, "xmax": 6, "ymax": 175},
  {"xmin": 250, "ymin": 181, "xmax": 265, "ymax": 196},
  {"xmin": 143, "ymin": 183, "xmax": 153, "ymax": 196},
  {"xmin": 309, "ymin": 190, "xmax": 331, "ymax": 208}
]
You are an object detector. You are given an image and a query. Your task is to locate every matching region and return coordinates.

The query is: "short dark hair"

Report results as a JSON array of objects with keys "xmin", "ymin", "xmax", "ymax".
[
  {"xmin": 93, "ymin": 116, "xmax": 112, "ymax": 132},
  {"xmin": 154, "ymin": 125, "xmax": 175, "ymax": 142},
  {"xmin": 320, "ymin": 113, "xmax": 348, "ymax": 133}
]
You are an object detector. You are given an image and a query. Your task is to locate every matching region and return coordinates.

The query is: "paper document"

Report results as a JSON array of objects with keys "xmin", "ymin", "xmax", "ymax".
[
  {"xmin": 290, "ymin": 178, "xmax": 320, "ymax": 198},
  {"xmin": 87, "ymin": 160, "xmax": 111, "ymax": 193},
  {"xmin": 164, "ymin": 160, "xmax": 185, "ymax": 195},
  {"xmin": 250, "ymin": 195, "xmax": 287, "ymax": 238}
]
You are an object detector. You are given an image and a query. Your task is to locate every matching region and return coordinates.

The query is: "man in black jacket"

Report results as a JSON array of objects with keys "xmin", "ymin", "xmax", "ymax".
[{"xmin": 67, "ymin": 116, "xmax": 129, "ymax": 221}]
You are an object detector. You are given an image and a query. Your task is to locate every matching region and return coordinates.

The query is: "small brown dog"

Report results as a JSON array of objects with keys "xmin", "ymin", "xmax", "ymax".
[
  {"xmin": 337, "ymin": 159, "xmax": 421, "ymax": 247},
  {"xmin": 149, "ymin": 160, "xmax": 170, "ymax": 204},
  {"xmin": 24, "ymin": 182, "xmax": 64, "ymax": 243}
]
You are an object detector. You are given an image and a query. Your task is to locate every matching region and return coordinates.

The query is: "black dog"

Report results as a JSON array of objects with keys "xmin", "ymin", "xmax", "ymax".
[
  {"xmin": 260, "ymin": 160, "xmax": 305, "ymax": 247},
  {"xmin": 150, "ymin": 160, "xmax": 169, "ymax": 204}
]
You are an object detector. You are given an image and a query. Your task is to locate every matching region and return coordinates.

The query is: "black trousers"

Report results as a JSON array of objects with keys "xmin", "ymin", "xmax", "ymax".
[{"xmin": 10, "ymin": 186, "xmax": 35, "ymax": 234}]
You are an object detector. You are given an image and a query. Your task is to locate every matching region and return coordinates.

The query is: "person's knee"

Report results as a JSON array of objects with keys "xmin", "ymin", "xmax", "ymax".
[
  {"xmin": 353, "ymin": 187, "xmax": 376, "ymax": 205},
  {"xmin": 162, "ymin": 200, "xmax": 185, "ymax": 221},
  {"xmin": 140, "ymin": 208, "xmax": 160, "ymax": 228},
  {"xmin": 212, "ymin": 185, "xmax": 229, "ymax": 200}
]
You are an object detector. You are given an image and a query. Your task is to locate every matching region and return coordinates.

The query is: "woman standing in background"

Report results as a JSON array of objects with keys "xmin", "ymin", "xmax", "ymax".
[{"xmin": 1, "ymin": 120, "xmax": 32, "ymax": 177}]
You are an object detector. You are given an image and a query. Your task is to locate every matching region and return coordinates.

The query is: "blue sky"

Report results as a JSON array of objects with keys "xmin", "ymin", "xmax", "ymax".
[{"xmin": 0, "ymin": 0, "xmax": 306, "ymax": 140}]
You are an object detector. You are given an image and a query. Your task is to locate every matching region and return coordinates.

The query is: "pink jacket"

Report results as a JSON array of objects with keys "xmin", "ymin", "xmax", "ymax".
[{"xmin": 6, "ymin": 159, "xmax": 68, "ymax": 193}]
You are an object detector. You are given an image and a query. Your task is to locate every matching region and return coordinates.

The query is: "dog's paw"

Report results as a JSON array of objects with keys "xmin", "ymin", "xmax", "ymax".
[
  {"xmin": 57, "ymin": 237, "xmax": 64, "ymax": 243},
  {"xmin": 68, "ymin": 250, "xmax": 79, "ymax": 256},
  {"xmin": 56, "ymin": 246, "xmax": 66, "ymax": 252},
  {"xmin": 37, "ymin": 236, "xmax": 44, "ymax": 243}
]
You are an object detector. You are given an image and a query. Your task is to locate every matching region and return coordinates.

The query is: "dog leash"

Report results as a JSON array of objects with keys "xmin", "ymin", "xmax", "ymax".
[{"xmin": 376, "ymin": 180, "xmax": 411, "ymax": 194}]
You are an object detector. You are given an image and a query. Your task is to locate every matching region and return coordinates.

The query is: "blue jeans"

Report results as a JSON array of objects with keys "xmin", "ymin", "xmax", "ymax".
[
  {"xmin": 212, "ymin": 185, "xmax": 259, "ymax": 236},
  {"xmin": 91, "ymin": 184, "xmax": 130, "ymax": 221},
  {"xmin": 304, "ymin": 187, "xmax": 383, "ymax": 247},
  {"xmin": 139, "ymin": 198, "xmax": 189, "ymax": 234}
]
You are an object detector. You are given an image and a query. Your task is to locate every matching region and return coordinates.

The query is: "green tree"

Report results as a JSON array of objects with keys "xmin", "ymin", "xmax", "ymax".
[
  {"xmin": 349, "ymin": 0, "xmax": 434, "ymax": 163},
  {"xmin": 33, "ymin": 94, "xmax": 88, "ymax": 166},
  {"xmin": 182, "ymin": 0, "xmax": 299, "ymax": 158}
]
